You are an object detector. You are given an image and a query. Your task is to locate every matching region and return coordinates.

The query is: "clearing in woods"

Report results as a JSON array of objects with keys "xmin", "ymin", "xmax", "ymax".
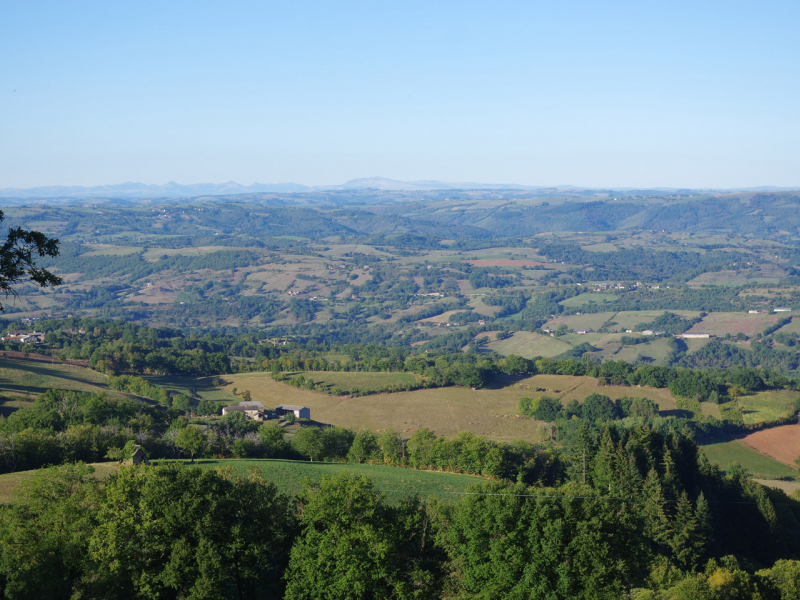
[
  {"xmin": 160, "ymin": 459, "xmax": 485, "ymax": 502},
  {"xmin": 737, "ymin": 424, "xmax": 800, "ymax": 466},
  {"xmin": 0, "ymin": 460, "xmax": 483, "ymax": 505}
]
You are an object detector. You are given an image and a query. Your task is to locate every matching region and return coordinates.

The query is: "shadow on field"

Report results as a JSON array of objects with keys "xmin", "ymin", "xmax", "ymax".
[
  {"xmin": 660, "ymin": 409, "xmax": 694, "ymax": 419},
  {"xmin": 0, "ymin": 359, "xmax": 102, "ymax": 387}
]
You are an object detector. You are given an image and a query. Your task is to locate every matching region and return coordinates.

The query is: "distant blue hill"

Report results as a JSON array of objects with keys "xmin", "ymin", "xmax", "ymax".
[
  {"xmin": 0, "ymin": 177, "xmax": 797, "ymax": 201},
  {"xmin": 0, "ymin": 181, "xmax": 310, "ymax": 199}
]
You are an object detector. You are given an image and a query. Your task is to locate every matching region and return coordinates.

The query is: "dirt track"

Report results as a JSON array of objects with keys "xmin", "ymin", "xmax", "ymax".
[{"xmin": 739, "ymin": 424, "xmax": 800, "ymax": 466}]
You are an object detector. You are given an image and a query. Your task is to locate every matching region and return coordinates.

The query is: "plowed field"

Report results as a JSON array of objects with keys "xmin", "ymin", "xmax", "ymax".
[{"xmin": 738, "ymin": 424, "xmax": 800, "ymax": 466}]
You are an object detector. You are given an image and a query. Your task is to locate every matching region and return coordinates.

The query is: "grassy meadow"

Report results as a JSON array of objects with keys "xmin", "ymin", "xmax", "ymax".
[
  {"xmin": 218, "ymin": 372, "xmax": 704, "ymax": 442},
  {"xmin": 221, "ymin": 372, "xmax": 544, "ymax": 442},
  {"xmin": 0, "ymin": 459, "xmax": 484, "ymax": 505},
  {"xmin": 0, "ymin": 462, "xmax": 120, "ymax": 505},
  {"xmin": 559, "ymin": 293, "xmax": 618, "ymax": 307},
  {"xmin": 738, "ymin": 389, "xmax": 799, "ymax": 425},
  {"xmin": 0, "ymin": 357, "xmax": 119, "ymax": 400},
  {"xmin": 157, "ymin": 459, "xmax": 485, "ymax": 502},
  {"xmin": 699, "ymin": 440, "xmax": 799, "ymax": 479},
  {"xmin": 142, "ymin": 374, "xmax": 238, "ymax": 403},
  {"xmin": 485, "ymin": 332, "xmax": 572, "ymax": 358}
]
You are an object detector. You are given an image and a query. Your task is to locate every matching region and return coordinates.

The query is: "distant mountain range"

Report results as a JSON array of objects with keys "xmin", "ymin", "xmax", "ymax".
[
  {"xmin": 0, "ymin": 177, "xmax": 545, "ymax": 200},
  {"xmin": 328, "ymin": 177, "xmax": 543, "ymax": 191},
  {"xmin": 0, "ymin": 181, "xmax": 309, "ymax": 200},
  {"xmin": 0, "ymin": 177, "xmax": 797, "ymax": 201}
]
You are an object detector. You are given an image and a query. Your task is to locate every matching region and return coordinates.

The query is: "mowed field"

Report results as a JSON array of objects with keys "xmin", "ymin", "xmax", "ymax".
[
  {"xmin": 686, "ymin": 312, "xmax": 781, "ymax": 337},
  {"xmin": 699, "ymin": 440, "xmax": 799, "ymax": 479},
  {"xmin": 219, "ymin": 373, "xmax": 702, "ymax": 441},
  {"xmin": 738, "ymin": 424, "xmax": 800, "ymax": 466},
  {"xmin": 222, "ymin": 373, "xmax": 542, "ymax": 441},
  {"xmin": 0, "ymin": 460, "xmax": 484, "ymax": 505},
  {"xmin": 486, "ymin": 332, "xmax": 572, "ymax": 358}
]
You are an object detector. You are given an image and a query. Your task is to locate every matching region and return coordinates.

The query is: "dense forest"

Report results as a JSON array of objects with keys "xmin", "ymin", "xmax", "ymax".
[{"xmin": 2, "ymin": 427, "xmax": 800, "ymax": 599}]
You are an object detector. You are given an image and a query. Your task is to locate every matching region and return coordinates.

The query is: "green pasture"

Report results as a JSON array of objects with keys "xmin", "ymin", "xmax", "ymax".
[
  {"xmin": 613, "ymin": 345, "xmax": 645, "ymax": 363},
  {"xmin": 738, "ymin": 390, "xmax": 799, "ymax": 425},
  {"xmin": 559, "ymin": 293, "xmax": 617, "ymax": 307},
  {"xmin": 611, "ymin": 310, "xmax": 701, "ymax": 330},
  {"xmin": 142, "ymin": 375, "xmax": 237, "ymax": 403},
  {"xmin": 0, "ymin": 463, "xmax": 120, "ymax": 506},
  {"xmin": 0, "ymin": 459, "xmax": 485, "ymax": 505},
  {"xmin": 544, "ymin": 312, "xmax": 616, "ymax": 332},
  {"xmin": 0, "ymin": 357, "xmax": 113, "ymax": 399},
  {"xmin": 699, "ymin": 440, "xmax": 798, "ymax": 479},
  {"xmin": 774, "ymin": 317, "xmax": 800, "ymax": 335},
  {"xmin": 486, "ymin": 331, "xmax": 572, "ymax": 358},
  {"xmin": 158, "ymin": 458, "xmax": 486, "ymax": 502},
  {"xmin": 634, "ymin": 338, "xmax": 675, "ymax": 365}
]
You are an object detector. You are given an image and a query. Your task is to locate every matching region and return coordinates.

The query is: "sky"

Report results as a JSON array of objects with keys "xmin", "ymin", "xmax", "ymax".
[{"xmin": 2, "ymin": 0, "xmax": 799, "ymax": 189}]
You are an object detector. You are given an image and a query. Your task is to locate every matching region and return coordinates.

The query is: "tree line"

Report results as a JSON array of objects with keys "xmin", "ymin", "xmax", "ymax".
[{"xmin": 2, "ymin": 425, "xmax": 800, "ymax": 599}]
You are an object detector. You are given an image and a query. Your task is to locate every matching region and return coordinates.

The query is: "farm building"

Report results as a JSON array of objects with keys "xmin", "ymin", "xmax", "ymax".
[
  {"xmin": 0, "ymin": 330, "xmax": 44, "ymax": 343},
  {"xmin": 128, "ymin": 445, "xmax": 150, "ymax": 467},
  {"xmin": 276, "ymin": 404, "xmax": 311, "ymax": 419},
  {"xmin": 774, "ymin": 308, "xmax": 792, "ymax": 312},
  {"xmin": 680, "ymin": 333, "xmax": 711, "ymax": 339},
  {"xmin": 222, "ymin": 403, "xmax": 271, "ymax": 421}
]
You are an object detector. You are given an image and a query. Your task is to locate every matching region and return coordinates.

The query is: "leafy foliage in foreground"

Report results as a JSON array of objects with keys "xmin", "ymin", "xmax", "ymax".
[{"xmin": 1, "ymin": 454, "xmax": 799, "ymax": 599}]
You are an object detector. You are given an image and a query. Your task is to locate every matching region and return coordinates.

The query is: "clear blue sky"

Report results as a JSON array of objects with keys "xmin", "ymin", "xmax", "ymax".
[{"xmin": 2, "ymin": 0, "xmax": 799, "ymax": 188}]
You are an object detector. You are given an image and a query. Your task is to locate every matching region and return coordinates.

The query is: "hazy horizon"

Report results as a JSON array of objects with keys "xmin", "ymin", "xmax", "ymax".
[
  {"xmin": 2, "ymin": 1, "xmax": 799, "ymax": 189},
  {"xmin": 3, "ymin": 176, "xmax": 800, "ymax": 197}
]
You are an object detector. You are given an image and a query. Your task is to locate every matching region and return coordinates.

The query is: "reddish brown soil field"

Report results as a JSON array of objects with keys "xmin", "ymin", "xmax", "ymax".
[
  {"xmin": 464, "ymin": 259, "xmax": 549, "ymax": 267},
  {"xmin": 739, "ymin": 424, "xmax": 800, "ymax": 466}
]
